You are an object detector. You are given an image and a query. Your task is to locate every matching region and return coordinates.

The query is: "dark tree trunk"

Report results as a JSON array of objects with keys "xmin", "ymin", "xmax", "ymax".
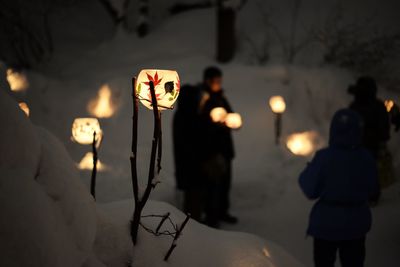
[{"xmin": 216, "ymin": 0, "xmax": 236, "ymax": 63}]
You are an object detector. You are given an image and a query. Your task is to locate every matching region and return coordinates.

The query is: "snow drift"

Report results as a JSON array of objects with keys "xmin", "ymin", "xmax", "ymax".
[{"xmin": 0, "ymin": 79, "xmax": 304, "ymax": 267}]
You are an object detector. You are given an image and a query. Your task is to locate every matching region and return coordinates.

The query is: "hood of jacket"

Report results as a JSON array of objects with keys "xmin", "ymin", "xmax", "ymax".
[{"xmin": 329, "ymin": 109, "xmax": 363, "ymax": 148}]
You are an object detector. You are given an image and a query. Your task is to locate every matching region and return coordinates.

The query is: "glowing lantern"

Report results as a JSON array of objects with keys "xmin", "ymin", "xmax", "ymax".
[
  {"xmin": 286, "ymin": 131, "xmax": 319, "ymax": 156},
  {"xmin": 210, "ymin": 107, "xmax": 228, "ymax": 123},
  {"xmin": 225, "ymin": 113, "xmax": 242, "ymax": 129},
  {"xmin": 88, "ymin": 84, "xmax": 116, "ymax": 118},
  {"xmin": 269, "ymin": 95, "xmax": 286, "ymax": 114},
  {"xmin": 385, "ymin": 100, "xmax": 394, "ymax": 112},
  {"xmin": 135, "ymin": 69, "xmax": 180, "ymax": 110},
  {"xmin": 6, "ymin": 68, "xmax": 29, "ymax": 92},
  {"xmin": 269, "ymin": 96, "xmax": 286, "ymax": 145},
  {"xmin": 71, "ymin": 118, "xmax": 102, "ymax": 146},
  {"xmin": 18, "ymin": 102, "xmax": 30, "ymax": 116},
  {"xmin": 78, "ymin": 152, "xmax": 105, "ymax": 171}
]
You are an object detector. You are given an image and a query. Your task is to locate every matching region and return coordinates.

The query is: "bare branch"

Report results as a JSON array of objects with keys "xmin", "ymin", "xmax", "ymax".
[{"xmin": 164, "ymin": 214, "xmax": 191, "ymax": 261}]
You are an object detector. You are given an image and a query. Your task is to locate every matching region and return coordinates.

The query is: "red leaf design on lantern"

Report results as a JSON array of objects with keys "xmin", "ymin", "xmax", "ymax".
[
  {"xmin": 144, "ymin": 71, "xmax": 163, "ymax": 102},
  {"xmin": 147, "ymin": 91, "xmax": 162, "ymax": 102},
  {"xmin": 144, "ymin": 71, "xmax": 163, "ymax": 87},
  {"xmin": 175, "ymin": 77, "xmax": 181, "ymax": 92}
]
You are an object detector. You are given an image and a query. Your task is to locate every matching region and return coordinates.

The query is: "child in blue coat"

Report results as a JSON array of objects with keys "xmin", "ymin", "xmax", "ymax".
[{"xmin": 299, "ymin": 109, "xmax": 379, "ymax": 267}]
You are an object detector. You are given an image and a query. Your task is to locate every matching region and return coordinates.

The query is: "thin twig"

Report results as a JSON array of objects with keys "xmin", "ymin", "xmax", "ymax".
[
  {"xmin": 156, "ymin": 212, "xmax": 170, "ymax": 234},
  {"xmin": 130, "ymin": 77, "xmax": 139, "ymax": 204},
  {"xmin": 139, "ymin": 222, "xmax": 177, "ymax": 237},
  {"xmin": 90, "ymin": 131, "xmax": 98, "ymax": 200},
  {"xmin": 156, "ymin": 112, "xmax": 162, "ymax": 176},
  {"xmin": 130, "ymin": 80, "xmax": 161, "ymax": 245},
  {"xmin": 164, "ymin": 214, "xmax": 191, "ymax": 261},
  {"xmin": 130, "ymin": 77, "xmax": 140, "ymax": 245},
  {"xmin": 141, "ymin": 214, "xmax": 178, "ymax": 232}
]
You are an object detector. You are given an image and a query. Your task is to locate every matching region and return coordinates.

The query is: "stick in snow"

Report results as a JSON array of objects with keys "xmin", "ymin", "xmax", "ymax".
[
  {"xmin": 164, "ymin": 214, "xmax": 191, "ymax": 261},
  {"xmin": 90, "ymin": 131, "xmax": 98, "ymax": 200}
]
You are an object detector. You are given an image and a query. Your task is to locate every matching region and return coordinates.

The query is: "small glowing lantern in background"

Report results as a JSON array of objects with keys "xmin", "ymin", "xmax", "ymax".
[
  {"xmin": 269, "ymin": 96, "xmax": 286, "ymax": 114},
  {"xmin": 6, "ymin": 68, "xmax": 29, "ymax": 92},
  {"xmin": 87, "ymin": 84, "xmax": 116, "ymax": 118},
  {"xmin": 269, "ymin": 95, "xmax": 286, "ymax": 145},
  {"xmin": 225, "ymin": 113, "xmax": 242, "ymax": 129},
  {"xmin": 136, "ymin": 69, "xmax": 180, "ymax": 110},
  {"xmin": 286, "ymin": 131, "xmax": 320, "ymax": 156},
  {"xmin": 71, "ymin": 118, "xmax": 103, "ymax": 199},
  {"xmin": 78, "ymin": 152, "xmax": 106, "ymax": 171},
  {"xmin": 385, "ymin": 100, "xmax": 394, "ymax": 112},
  {"xmin": 71, "ymin": 118, "xmax": 102, "ymax": 146},
  {"xmin": 385, "ymin": 99, "xmax": 400, "ymax": 132},
  {"xmin": 18, "ymin": 102, "xmax": 30, "ymax": 116},
  {"xmin": 210, "ymin": 107, "xmax": 228, "ymax": 123}
]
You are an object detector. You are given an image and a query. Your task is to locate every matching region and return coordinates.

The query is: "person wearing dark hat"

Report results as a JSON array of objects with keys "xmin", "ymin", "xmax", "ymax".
[
  {"xmin": 348, "ymin": 76, "xmax": 392, "ymax": 202},
  {"xmin": 348, "ymin": 76, "xmax": 391, "ymax": 158}
]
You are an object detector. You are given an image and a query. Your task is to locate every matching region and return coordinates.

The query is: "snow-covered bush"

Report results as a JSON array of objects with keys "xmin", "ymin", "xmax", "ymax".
[{"xmin": 0, "ymin": 88, "xmax": 97, "ymax": 267}]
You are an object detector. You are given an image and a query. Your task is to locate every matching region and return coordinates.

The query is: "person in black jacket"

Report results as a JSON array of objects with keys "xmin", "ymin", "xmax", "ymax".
[
  {"xmin": 348, "ymin": 76, "xmax": 390, "ymax": 158},
  {"xmin": 348, "ymin": 76, "xmax": 392, "ymax": 202},
  {"xmin": 173, "ymin": 84, "xmax": 204, "ymax": 221},
  {"xmin": 199, "ymin": 66, "xmax": 237, "ymax": 227}
]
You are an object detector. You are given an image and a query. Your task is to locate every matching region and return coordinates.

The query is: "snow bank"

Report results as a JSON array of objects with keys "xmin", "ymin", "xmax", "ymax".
[
  {"xmin": 99, "ymin": 200, "xmax": 304, "ymax": 267},
  {"xmin": 0, "ymin": 89, "xmax": 96, "ymax": 267},
  {"xmin": 1, "ymin": 80, "xmax": 304, "ymax": 267}
]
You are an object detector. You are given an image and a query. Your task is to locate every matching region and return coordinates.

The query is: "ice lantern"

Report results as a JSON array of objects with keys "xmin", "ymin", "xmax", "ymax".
[
  {"xmin": 210, "ymin": 107, "xmax": 228, "ymax": 123},
  {"xmin": 71, "ymin": 118, "xmax": 102, "ymax": 146},
  {"xmin": 136, "ymin": 69, "xmax": 180, "ymax": 110},
  {"xmin": 269, "ymin": 96, "xmax": 286, "ymax": 114},
  {"xmin": 225, "ymin": 113, "xmax": 242, "ymax": 129}
]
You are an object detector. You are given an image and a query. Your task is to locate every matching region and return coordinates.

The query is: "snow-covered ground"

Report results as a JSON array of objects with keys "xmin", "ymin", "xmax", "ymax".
[
  {"xmin": 2, "ymin": 2, "xmax": 400, "ymax": 266},
  {"xmin": 0, "ymin": 84, "xmax": 304, "ymax": 267}
]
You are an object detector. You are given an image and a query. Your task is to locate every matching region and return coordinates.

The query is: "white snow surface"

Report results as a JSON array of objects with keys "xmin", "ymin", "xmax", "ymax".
[
  {"xmin": 2, "ymin": 2, "xmax": 400, "ymax": 266},
  {"xmin": 0, "ymin": 80, "xmax": 304, "ymax": 266},
  {"xmin": 99, "ymin": 200, "xmax": 304, "ymax": 267},
  {"xmin": 0, "ymin": 88, "xmax": 96, "ymax": 267}
]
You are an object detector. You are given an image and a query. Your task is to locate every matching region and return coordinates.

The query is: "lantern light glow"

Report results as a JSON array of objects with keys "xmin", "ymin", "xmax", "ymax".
[
  {"xmin": 71, "ymin": 118, "xmax": 102, "ymax": 146},
  {"xmin": 286, "ymin": 131, "xmax": 320, "ymax": 156},
  {"xmin": 18, "ymin": 102, "xmax": 30, "ymax": 116},
  {"xmin": 88, "ymin": 84, "xmax": 116, "ymax": 118},
  {"xmin": 210, "ymin": 107, "xmax": 228, "ymax": 123},
  {"xmin": 269, "ymin": 96, "xmax": 286, "ymax": 114},
  {"xmin": 385, "ymin": 100, "xmax": 395, "ymax": 112},
  {"xmin": 78, "ymin": 152, "xmax": 106, "ymax": 171},
  {"xmin": 136, "ymin": 69, "xmax": 180, "ymax": 110},
  {"xmin": 6, "ymin": 69, "xmax": 29, "ymax": 92},
  {"xmin": 225, "ymin": 113, "xmax": 242, "ymax": 129}
]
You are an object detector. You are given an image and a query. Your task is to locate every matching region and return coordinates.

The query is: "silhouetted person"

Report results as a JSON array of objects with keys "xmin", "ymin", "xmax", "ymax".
[
  {"xmin": 348, "ymin": 76, "xmax": 390, "ymax": 158},
  {"xmin": 299, "ymin": 109, "xmax": 379, "ymax": 267},
  {"xmin": 199, "ymin": 66, "xmax": 237, "ymax": 228},
  {"xmin": 389, "ymin": 102, "xmax": 400, "ymax": 132},
  {"xmin": 173, "ymin": 84, "xmax": 204, "ymax": 221},
  {"xmin": 348, "ymin": 76, "xmax": 391, "ymax": 202}
]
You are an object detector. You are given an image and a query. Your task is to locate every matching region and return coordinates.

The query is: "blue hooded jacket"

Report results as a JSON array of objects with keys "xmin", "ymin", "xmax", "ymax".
[{"xmin": 299, "ymin": 109, "xmax": 379, "ymax": 240}]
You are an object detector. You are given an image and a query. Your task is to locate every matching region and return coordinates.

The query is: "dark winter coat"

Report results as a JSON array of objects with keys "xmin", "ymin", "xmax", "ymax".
[
  {"xmin": 173, "ymin": 85, "xmax": 203, "ymax": 190},
  {"xmin": 349, "ymin": 98, "xmax": 390, "ymax": 158},
  {"xmin": 299, "ymin": 109, "xmax": 379, "ymax": 241},
  {"xmin": 200, "ymin": 86, "xmax": 235, "ymax": 161}
]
